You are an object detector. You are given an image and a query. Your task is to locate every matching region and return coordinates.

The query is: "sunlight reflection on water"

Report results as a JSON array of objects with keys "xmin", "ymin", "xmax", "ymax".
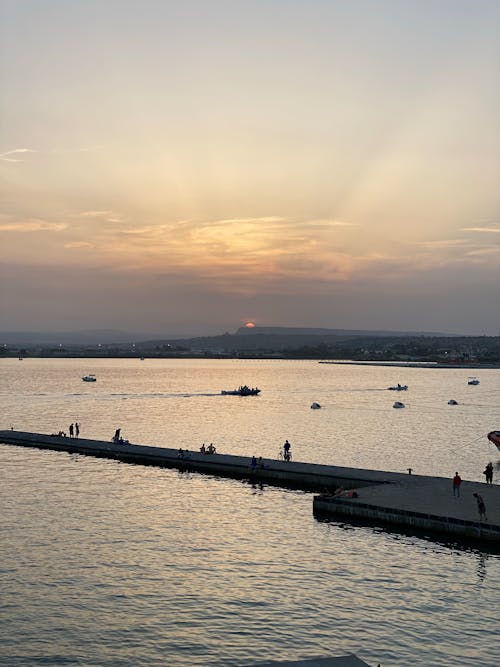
[{"xmin": 1, "ymin": 359, "xmax": 499, "ymax": 666}]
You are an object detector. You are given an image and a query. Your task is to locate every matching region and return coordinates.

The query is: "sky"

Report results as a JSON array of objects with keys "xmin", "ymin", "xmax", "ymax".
[{"xmin": 1, "ymin": 0, "xmax": 499, "ymax": 336}]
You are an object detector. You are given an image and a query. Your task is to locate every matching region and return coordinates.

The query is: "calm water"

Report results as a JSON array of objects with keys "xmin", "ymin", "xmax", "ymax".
[{"xmin": 1, "ymin": 358, "xmax": 499, "ymax": 666}]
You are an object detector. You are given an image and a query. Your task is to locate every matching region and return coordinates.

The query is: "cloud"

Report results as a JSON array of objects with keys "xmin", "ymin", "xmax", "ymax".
[
  {"xmin": 76, "ymin": 210, "xmax": 125, "ymax": 223},
  {"xmin": 0, "ymin": 148, "xmax": 37, "ymax": 162},
  {"xmin": 462, "ymin": 226, "xmax": 500, "ymax": 234},
  {"xmin": 0, "ymin": 218, "xmax": 67, "ymax": 232},
  {"xmin": 64, "ymin": 241, "xmax": 94, "ymax": 249}
]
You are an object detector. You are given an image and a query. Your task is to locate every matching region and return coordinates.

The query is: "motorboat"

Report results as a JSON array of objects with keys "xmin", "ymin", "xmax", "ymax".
[
  {"xmin": 82, "ymin": 374, "xmax": 97, "ymax": 382},
  {"xmin": 388, "ymin": 384, "xmax": 408, "ymax": 391},
  {"xmin": 311, "ymin": 402, "xmax": 321, "ymax": 409},
  {"xmin": 487, "ymin": 431, "xmax": 500, "ymax": 451},
  {"xmin": 448, "ymin": 399, "xmax": 458, "ymax": 405},
  {"xmin": 221, "ymin": 385, "xmax": 260, "ymax": 396},
  {"xmin": 468, "ymin": 377, "xmax": 480, "ymax": 385},
  {"xmin": 393, "ymin": 401, "xmax": 405, "ymax": 409}
]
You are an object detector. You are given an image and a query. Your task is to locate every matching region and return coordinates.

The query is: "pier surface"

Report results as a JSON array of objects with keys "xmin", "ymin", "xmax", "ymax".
[
  {"xmin": 253, "ymin": 655, "xmax": 371, "ymax": 666},
  {"xmin": 1, "ymin": 430, "xmax": 498, "ymax": 543}
]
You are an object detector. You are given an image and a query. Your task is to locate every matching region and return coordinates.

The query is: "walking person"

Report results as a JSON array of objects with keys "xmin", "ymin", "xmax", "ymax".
[
  {"xmin": 473, "ymin": 493, "xmax": 487, "ymax": 521},
  {"xmin": 452, "ymin": 472, "xmax": 462, "ymax": 497},
  {"xmin": 69, "ymin": 423, "xmax": 74, "ymax": 438}
]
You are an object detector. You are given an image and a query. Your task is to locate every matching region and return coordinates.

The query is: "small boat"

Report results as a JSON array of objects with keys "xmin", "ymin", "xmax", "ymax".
[
  {"xmin": 487, "ymin": 431, "xmax": 500, "ymax": 451},
  {"xmin": 393, "ymin": 401, "xmax": 405, "ymax": 409},
  {"xmin": 82, "ymin": 374, "xmax": 97, "ymax": 382},
  {"xmin": 448, "ymin": 399, "xmax": 458, "ymax": 405},
  {"xmin": 388, "ymin": 384, "xmax": 408, "ymax": 391},
  {"xmin": 468, "ymin": 377, "xmax": 480, "ymax": 385},
  {"xmin": 221, "ymin": 385, "xmax": 260, "ymax": 396},
  {"xmin": 311, "ymin": 402, "xmax": 321, "ymax": 409}
]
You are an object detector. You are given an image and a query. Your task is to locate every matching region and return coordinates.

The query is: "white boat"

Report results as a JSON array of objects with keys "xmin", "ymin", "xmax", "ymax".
[
  {"xmin": 82, "ymin": 374, "xmax": 97, "ymax": 382},
  {"xmin": 468, "ymin": 377, "xmax": 480, "ymax": 385},
  {"xmin": 388, "ymin": 384, "xmax": 408, "ymax": 391},
  {"xmin": 310, "ymin": 402, "xmax": 321, "ymax": 409},
  {"xmin": 393, "ymin": 401, "xmax": 405, "ymax": 409}
]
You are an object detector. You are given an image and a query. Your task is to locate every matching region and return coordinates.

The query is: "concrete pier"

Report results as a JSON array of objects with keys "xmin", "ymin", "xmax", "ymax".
[
  {"xmin": 1, "ymin": 430, "xmax": 499, "ymax": 544},
  {"xmin": 0, "ymin": 430, "xmax": 400, "ymax": 491},
  {"xmin": 314, "ymin": 475, "xmax": 500, "ymax": 543}
]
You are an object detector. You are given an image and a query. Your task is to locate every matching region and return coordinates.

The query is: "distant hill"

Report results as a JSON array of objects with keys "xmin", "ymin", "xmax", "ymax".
[{"xmin": 234, "ymin": 326, "xmax": 451, "ymax": 337}]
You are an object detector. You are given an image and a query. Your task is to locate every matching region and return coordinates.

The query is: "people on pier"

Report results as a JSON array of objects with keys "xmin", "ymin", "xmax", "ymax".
[
  {"xmin": 113, "ymin": 428, "xmax": 121, "ymax": 443},
  {"xmin": 207, "ymin": 443, "xmax": 216, "ymax": 454},
  {"xmin": 473, "ymin": 492, "xmax": 487, "ymax": 521},
  {"xmin": 69, "ymin": 423, "xmax": 74, "ymax": 438},
  {"xmin": 483, "ymin": 462, "xmax": 493, "ymax": 484},
  {"xmin": 452, "ymin": 472, "xmax": 462, "ymax": 497},
  {"xmin": 200, "ymin": 443, "xmax": 206, "ymax": 454},
  {"xmin": 283, "ymin": 439, "xmax": 291, "ymax": 462},
  {"xmin": 75, "ymin": 422, "xmax": 80, "ymax": 438}
]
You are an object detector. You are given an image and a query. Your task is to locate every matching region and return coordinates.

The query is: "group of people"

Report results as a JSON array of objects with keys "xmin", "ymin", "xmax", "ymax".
[
  {"xmin": 199, "ymin": 443, "xmax": 217, "ymax": 454},
  {"xmin": 452, "ymin": 470, "xmax": 490, "ymax": 522},
  {"xmin": 112, "ymin": 428, "xmax": 128, "ymax": 445},
  {"xmin": 68, "ymin": 422, "xmax": 80, "ymax": 438}
]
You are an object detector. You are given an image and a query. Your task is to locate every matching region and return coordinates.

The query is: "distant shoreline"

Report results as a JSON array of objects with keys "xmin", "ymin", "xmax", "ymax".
[
  {"xmin": 318, "ymin": 361, "xmax": 500, "ymax": 369},
  {"xmin": 2, "ymin": 355, "xmax": 500, "ymax": 369}
]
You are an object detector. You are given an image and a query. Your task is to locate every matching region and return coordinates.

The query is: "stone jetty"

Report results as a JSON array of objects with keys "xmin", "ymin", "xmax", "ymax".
[{"xmin": 1, "ymin": 430, "xmax": 498, "ymax": 544}]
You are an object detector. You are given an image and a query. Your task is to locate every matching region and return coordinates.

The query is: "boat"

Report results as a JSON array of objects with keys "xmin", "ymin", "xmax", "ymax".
[
  {"xmin": 388, "ymin": 384, "xmax": 408, "ymax": 391},
  {"xmin": 393, "ymin": 401, "xmax": 405, "ymax": 408},
  {"xmin": 487, "ymin": 431, "xmax": 500, "ymax": 451},
  {"xmin": 221, "ymin": 385, "xmax": 260, "ymax": 396},
  {"xmin": 82, "ymin": 374, "xmax": 97, "ymax": 382},
  {"xmin": 311, "ymin": 402, "xmax": 321, "ymax": 409},
  {"xmin": 468, "ymin": 377, "xmax": 480, "ymax": 385},
  {"xmin": 448, "ymin": 399, "xmax": 458, "ymax": 405}
]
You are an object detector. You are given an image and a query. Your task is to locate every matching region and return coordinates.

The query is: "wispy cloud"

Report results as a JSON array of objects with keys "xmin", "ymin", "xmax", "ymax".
[
  {"xmin": 64, "ymin": 241, "xmax": 94, "ymax": 249},
  {"xmin": 0, "ymin": 148, "xmax": 37, "ymax": 162},
  {"xmin": 462, "ymin": 226, "xmax": 500, "ymax": 234},
  {"xmin": 0, "ymin": 218, "xmax": 67, "ymax": 232},
  {"xmin": 76, "ymin": 210, "xmax": 125, "ymax": 223}
]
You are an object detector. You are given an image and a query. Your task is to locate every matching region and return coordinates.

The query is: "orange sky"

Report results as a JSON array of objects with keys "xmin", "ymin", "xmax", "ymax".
[{"xmin": 1, "ymin": 1, "xmax": 499, "ymax": 335}]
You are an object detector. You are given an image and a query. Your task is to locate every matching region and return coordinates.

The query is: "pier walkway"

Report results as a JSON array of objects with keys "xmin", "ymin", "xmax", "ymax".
[{"xmin": 1, "ymin": 430, "xmax": 498, "ymax": 543}]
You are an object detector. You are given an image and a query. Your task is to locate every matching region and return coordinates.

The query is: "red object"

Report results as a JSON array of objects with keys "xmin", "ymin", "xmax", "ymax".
[{"xmin": 487, "ymin": 431, "xmax": 500, "ymax": 450}]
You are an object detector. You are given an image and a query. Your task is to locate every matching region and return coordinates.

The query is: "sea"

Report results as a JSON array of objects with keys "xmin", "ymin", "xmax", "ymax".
[{"xmin": 1, "ymin": 358, "xmax": 499, "ymax": 667}]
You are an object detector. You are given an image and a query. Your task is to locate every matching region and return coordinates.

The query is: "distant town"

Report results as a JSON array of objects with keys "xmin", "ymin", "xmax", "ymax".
[{"xmin": 2, "ymin": 326, "xmax": 499, "ymax": 366}]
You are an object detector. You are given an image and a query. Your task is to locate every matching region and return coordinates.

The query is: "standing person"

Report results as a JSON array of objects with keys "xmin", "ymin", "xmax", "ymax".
[
  {"xmin": 452, "ymin": 472, "xmax": 462, "ymax": 497},
  {"xmin": 69, "ymin": 423, "xmax": 74, "ymax": 438},
  {"xmin": 113, "ymin": 428, "xmax": 121, "ymax": 443},
  {"xmin": 283, "ymin": 439, "xmax": 291, "ymax": 462},
  {"xmin": 484, "ymin": 462, "xmax": 493, "ymax": 485},
  {"xmin": 75, "ymin": 422, "xmax": 80, "ymax": 438},
  {"xmin": 473, "ymin": 493, "xmax": 487, "ymax": 521}
]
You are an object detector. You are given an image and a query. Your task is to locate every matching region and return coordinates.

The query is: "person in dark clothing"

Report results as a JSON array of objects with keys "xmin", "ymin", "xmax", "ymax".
[
  {"xmin": 113, "ymin": 428, "xmax": 121, "ymax": 443},
  {"xmin": 473, "ymin": 493, "xmax": 487, "ymax": 521},
  {"xmin": 283, "ymin": 439, "xmax": 291, "ymax": 462},
  {"xmin": 69, "ymin": 423, "xmax": 74, "ymax": 438},
  {"xmin": 452, "ymin": 472, "xmax": 462, "ymax": 497},
  {"xmin": 483, "ymin": 462, "xmax": 493, "ymax": 484}
]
